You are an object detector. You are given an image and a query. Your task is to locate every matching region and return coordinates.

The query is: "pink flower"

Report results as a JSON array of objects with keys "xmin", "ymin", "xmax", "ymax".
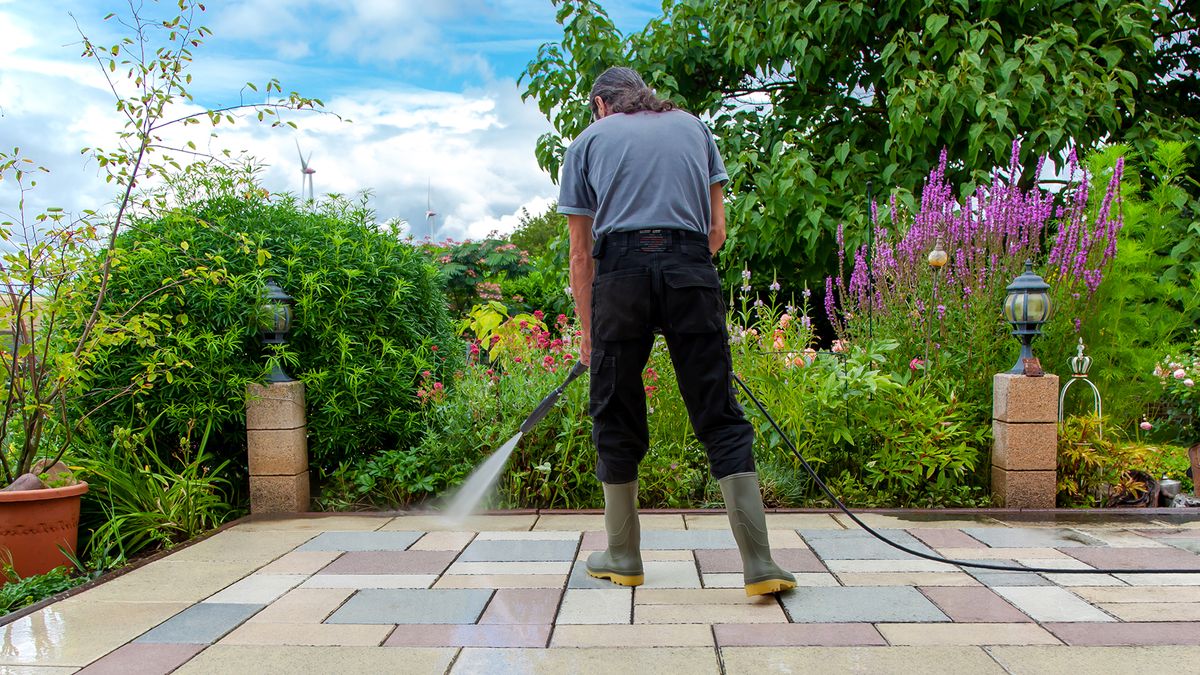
[
  {"xmin": 779, "ymin": 313, "xmax": 792, "ymax": 329},
  {"xmin": 533, "ymin": 310, "xmax": 544, "ymax": 320},
  {"xmin": 433, "ymin": 382, "xmax": 444, "ymax": 391},
  {"xmin": 1186, "ymin": 379, "xmax": 1195, "ymax": 388},
  {"xmin": 831, "ymin": 339, "xmax": 847, "ymax": 353},
  {"xmin": 909, "ymin": 357, "xmax": 925, "ymax": 370},
  {"xmin": 422, "ymin": 370, "xmax": 431, "ymax": 378},
  {"xmin": 1140, "ymin": 421, "xmax": 1153, "ymax": 431},
  {"xmin": 1174, "ymin": 368, "xmax": 1187, "ymax": 379}
]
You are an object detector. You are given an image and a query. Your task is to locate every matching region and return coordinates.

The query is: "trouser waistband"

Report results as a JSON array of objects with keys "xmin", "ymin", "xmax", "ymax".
[{"xmin": 596, "ymin": 228, "xmax": 708, "ymax": 255}]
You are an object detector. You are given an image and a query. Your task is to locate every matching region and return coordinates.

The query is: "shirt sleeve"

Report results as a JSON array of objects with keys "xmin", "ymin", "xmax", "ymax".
[
  {"xmin": 706, "ymin": 126, "xmax": 729, "ymax": 185},
  {"xmin": 557, "ymin": 142, "xmax": 597, "ymax": 218}
]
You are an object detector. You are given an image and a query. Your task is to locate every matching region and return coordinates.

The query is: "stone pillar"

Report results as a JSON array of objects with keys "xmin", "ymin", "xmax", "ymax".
[
  {"xmin": 246, "ymin": 381, "xmax": 310, "ymax": 513},
  {"xmin": 992, "ymin": 373, "xmax": 1059, "ymax": 508}
]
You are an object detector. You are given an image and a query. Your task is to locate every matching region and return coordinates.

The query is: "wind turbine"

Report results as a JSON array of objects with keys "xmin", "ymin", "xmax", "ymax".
[
  {"xmin": 424, "ymin": 178, "xmax": 437, "ymax": 240},
  {"xmin": 295, "ymin": 140, "xmax": 315, "ymax": 202}
]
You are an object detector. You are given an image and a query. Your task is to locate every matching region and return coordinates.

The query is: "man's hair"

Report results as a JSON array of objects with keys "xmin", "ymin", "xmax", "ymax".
[{"xmin": 588, "ymin": 67, "xmax": 677, "ymax": 118}]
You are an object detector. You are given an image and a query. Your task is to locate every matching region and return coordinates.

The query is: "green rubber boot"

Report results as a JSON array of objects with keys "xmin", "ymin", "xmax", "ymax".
[
  {"xmin": 586, "ymin": 480, "xmax": 644, "ymax": 587},
  {"xmin": 720, "ymin": 472, "xmax": 797, "ymax": 596}
]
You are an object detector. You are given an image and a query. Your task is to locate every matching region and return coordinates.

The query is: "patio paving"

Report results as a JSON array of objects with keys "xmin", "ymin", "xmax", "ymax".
[{"xmin": 2, "ymin": 511, "xmax": 1200, "ymax": 673}]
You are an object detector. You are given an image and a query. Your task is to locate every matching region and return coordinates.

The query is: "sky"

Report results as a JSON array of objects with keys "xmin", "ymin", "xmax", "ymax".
[{"xmin": 0, "ymin": 0, "xmax": 660, "ymax": 241}]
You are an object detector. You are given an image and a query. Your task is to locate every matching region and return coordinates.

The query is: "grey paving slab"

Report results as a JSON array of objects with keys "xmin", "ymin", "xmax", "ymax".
[
  {"xmin": 135, "ymin": 603, "xmax": 263, "ymax": 644},
  {"xmin": 801, "ymin": 530, "xmax": 936, "ymax": 560},
  {"xmin": 781, "ymin": 586, "xmax": 951, "ymax": 623},
  {"xmin": 458, "ymin": 539, "xmax": 577, "ymax": 562},
  {"xmin": 1163, "ymin": 539, "xmax": 1200, "ymax": 555},
  {"xmin": 297, "ymin": 531, "xmax": 423, "ymax": 552},
  {"xmin": 961, "ymin": 527, "xmax": 1103, "ymax": 548},
  {"xmin": 326, "ymin": 588, "xmax": 493, "ymax": 624},
  {"xmin": 638, "ymin": 530, "xmax": 737, "ymax": 549},
  {"xmin": 963, "ymin": 561, "xmax": 1055, "ymax": 587},
  {"xmin": 568, "ymin": 561, "xmax": 624, "ymax": 589}
]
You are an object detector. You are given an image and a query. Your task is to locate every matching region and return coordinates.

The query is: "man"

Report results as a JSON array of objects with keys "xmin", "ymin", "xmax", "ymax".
[{"xmin": 558, "ymin": 67, "xmax": 795, "ymax": 597}]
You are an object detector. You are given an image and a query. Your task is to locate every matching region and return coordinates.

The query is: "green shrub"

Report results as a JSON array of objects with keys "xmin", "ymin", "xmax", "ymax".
[
  {"xmin": 0, "ymin": 566, "xmax": 82, "ymax": 615},
  {"xmin": 82, "ymin": 163, "xmax": 459, "ymax": 477}
]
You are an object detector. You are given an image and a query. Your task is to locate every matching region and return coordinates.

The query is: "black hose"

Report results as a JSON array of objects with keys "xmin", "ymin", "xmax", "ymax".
[{"xmin": 731, "ymin": 371, "xmax": 1200, "ymax": 575}]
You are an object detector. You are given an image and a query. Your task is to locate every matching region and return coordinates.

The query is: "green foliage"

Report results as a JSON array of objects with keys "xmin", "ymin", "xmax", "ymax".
[
  {"xmin": 1157, "ymin": 331, "xmax": 1200, "ymax": 443},
  {"xmin": 509, "ymin": 202, "xmax": 566, "ymax": 260},
  {"xmin": 522, "ymin": 0, "xmax": 1199, "ymax": 290},
  {"xmin": 0, "ymin": 565, "xmax": 82, "ymax": 615},
  {"xmin": 82, "ymin": 163, "xmax": 459, "ymax": 477},
  {"xmin": 426, "ymin": 239, "xmax": 531, "ymax": 314},
  {"xmin": 73, "ymin": 417, "xmax": 235, "ymax": 564},
  {"xmin": 1056, "ymin": 413, "xmax": 1192, "ymax": 506}
]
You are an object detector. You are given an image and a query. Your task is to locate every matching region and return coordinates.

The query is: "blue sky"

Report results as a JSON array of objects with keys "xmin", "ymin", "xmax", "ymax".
[{"xmin": 0, "ymin": 0, "xmax": 659, "ymax": 239}]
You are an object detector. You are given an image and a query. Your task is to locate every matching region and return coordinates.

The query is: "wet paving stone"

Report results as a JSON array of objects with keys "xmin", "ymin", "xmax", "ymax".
[
  {"xmin": 961, "ymin": 527, "xmax": 1103, "ymax": 548},
  {"xmin": 713, "ymin": 623, "xmax": 886, "ymax": 647},
  {"xmin": 781, "ymin": 586, "xmax": 950, "ymax": 623},
  {"xmin": 297, "ymin": 531, "xmax": 423, "ymax": 552},
  {"xmin": 962, "ymin": 560, "xmax": 1055, "ymax": 587},
  {"xmin": 477, "ymin": 589, "xmax": 563, "ymax": 625},
  {"xmin": 907, "ymin": 529, "xmax": 988, "ymax": 549},
  {"xmin": 384, "ymin": 624, "xmax": 551, "ymax": 648},
  {"xmin": 638, "ymin": 530, "xmax": 737, "ymax": 550},
  {"xmin": 135, "ymin": 603, "xmax": 263, "ymax": 644},
  {"xmin": 800, "ymin": 530, "xmax": 936, "ymax": 560},
  {"xmin": 1064, "ymin": 545, "xmax": 1200, "ymax": 570},
  {"xmin": 79, "ymin": 643, "xmax": 205, "ymax": 675},
  {"xmin": 919, "ymin": 586, "xmax": 1034, "ymax": 622},
  {"xmin": 695, "ymin": 548, "xmax": 826, "ymax": 574},
  {"xmin": 326, "ymin": 588, "xmax": 493, "ymax": 625},
  {"xmin": 458, "ymin": 539, "xmax": 578, "ymax": 562},
  {"xmin": 317, "ymin": 550, "xmax": 458, "ymax": 575}
]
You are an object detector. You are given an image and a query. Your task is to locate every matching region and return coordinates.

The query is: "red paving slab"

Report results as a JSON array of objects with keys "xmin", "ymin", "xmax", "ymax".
[
  {"xmin": 908, "ymin": 528, "xmax": 989, "ymax": 549},
  {"xmin": 384, "ymin": 623, "xmax": 551, "ymax": 648},
  {"xmin": 695, "ymin": 548, "xmax": 827, "ymax": 574},
  {"xmin": 714, "ymin": 623, "xmax": 887, "ymax": 647},
  {"xmin": 1063, "ymin": 546, "xmax": 1200, "ymax": 570},
  {"xmin": 478, "ymin": 589, "xmax": 563, "ymax": 625},
  {"xmin": 580, "ymin": 531, "xmax": 607, "ymax": 550},
  {"xmin": 317, "ymin": 550, "xmax": 458, "ymax": 575},
  {"xmin": 79, "ymin": 643, "xmax": 205, "ymax": 675},
  {"xmin": 918, "ymin": 586, "xmax": 1034, "ymax": 623},
  {"xmin": 1045, "ymin": 622, "xmax": 1200, "ymax": 646}
]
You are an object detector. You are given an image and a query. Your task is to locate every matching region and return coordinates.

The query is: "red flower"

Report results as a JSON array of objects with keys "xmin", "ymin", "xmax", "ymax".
[{"xmin": 533, "ymin": 310, "xmax": 544, "ymax": 320}]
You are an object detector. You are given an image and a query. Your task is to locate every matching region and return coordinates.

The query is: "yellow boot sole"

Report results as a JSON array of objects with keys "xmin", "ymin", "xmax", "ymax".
[
  {"xmin": 745, "ymin": 578, "xmax": 797, "ymax": 597},
  {"xmin": 586, "ymin": 569, "xmax": 644, "ymax": 587}
]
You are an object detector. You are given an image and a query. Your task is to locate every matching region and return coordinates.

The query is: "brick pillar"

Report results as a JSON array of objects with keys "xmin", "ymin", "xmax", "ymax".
[
  {"xmin": 992, "ymin": 373, "xmax": 1059, "ymax": 508},
  {"xmin": 246, "ymin": 381, "xmax": 310, "ymax": 513}
]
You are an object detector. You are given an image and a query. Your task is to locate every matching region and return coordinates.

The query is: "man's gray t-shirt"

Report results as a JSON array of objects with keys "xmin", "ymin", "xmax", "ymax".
[{"xmin": 557, "ymin": 109, "xmax": 728, "ymax": 236}]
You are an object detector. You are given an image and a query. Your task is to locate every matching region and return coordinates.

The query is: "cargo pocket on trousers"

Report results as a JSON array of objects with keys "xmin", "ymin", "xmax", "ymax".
[
  {"xmin": 593, "ymin": 268, "xmax": 652, "ymax": 341},
  {"xmin": 663, "ymin": 265, "xmax": 725, "ymax": 333},
  {"xmin": 589, "ymin": 351, "xmax": 615, "ymax": 418}
]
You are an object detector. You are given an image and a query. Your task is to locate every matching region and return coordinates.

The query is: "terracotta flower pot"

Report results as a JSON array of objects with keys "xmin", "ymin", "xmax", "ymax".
[{"xmin": 0, "ymin": 482, "xmax": 88, "ymax": 580}]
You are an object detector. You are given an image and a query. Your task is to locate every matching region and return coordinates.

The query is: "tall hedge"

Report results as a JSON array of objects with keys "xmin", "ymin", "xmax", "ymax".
[{"xmin": 83, "ymin": 178, "xmax": 459, "ymax": 478}]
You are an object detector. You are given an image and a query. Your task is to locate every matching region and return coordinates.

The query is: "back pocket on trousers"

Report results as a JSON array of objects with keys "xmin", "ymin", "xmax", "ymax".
[
  {"xmin": 593, "ymin": 268, "xmax": 652, "ymax": 341},
  {"xmin": 663, "ymin": 264, "xmax": 725, "ymax": 333}
]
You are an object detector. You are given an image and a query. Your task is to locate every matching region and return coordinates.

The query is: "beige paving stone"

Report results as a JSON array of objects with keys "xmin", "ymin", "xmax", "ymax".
[
  {"xmin": 433, "ymin": 574, "xmax": 566, "ymax": 589},
  {"xmin": 298, "ymin": 574, "xmax": 437, "ymax": 589},
  {"xmin": 255, "ymin": 550, "xmax": 340, "ymax": 575},
  {"xmin": 635, "ymin": 603, "xmax": 787, "ymax": 624},
  {"xmin": 877, "ymin": 623, "xmax": 1062, "ymax": 646},
  {"xmin": 557, "ymin": 589, "xmax": 632, "ymax": 624},
  {"xmin": 1076, "ymin": 530, "xmax": 1169, "ymax": 548},
  {"xmin": 475, "ymin": 530, "xmax": 580, "ymax": 541},
  {"xmin": 575, "ymin": 549, "xmax": 694, "ymax": 561},
  {"xmin": 0, "ymin": 600, "xmax": 189, "ymax": 667},
  {"xmin": 1098, "ymin": 602, "xmax": 1200, "ymax": 621},
  {"xmin": 68, "ymin": 561, "xmax": 252, "ymax": 603},
  {"xmin": 204, "ymin": 574, "xmax": 307, "ymax": 604},
  {"xmin": 987, "ymin": 646, "xmax": 1200, "ymax": 675},
  {"xmin": 166, "ymin": 530, "xmax": 319, "ymax": 564},
  {"xmin": 936, "ymin": 547, "xmax": 1072, "ymax": 560},
  {"xmin": 721, "ymin": 646, "xmax": 1007, "ymax": 674},
  {"xmin": 534, "ymin": 514, "xmax": 686, "ymax": 530},
  {"xmin": 835, "ymin": 572, "xmax": 980, "ymax": 587},
  {"xmin": 1043, "ymin": 572, "xmax": 1125, "ymax": 587},
  {"xmin": 832, "ymin": 513, "xmax": 1003, "ymax": 529},
  {"xmin": 409, "ymin": 531, "xmax": 476, "ymax": 551},
  {"xmin": 636, "ymin": 589, "xmax": 779, "ymax": 605},
  {"xmin": 1115, "ymin": 573, "xmax": 1200, "ymax": 586},
  {"xmin": 1070, "ymin": 586, "xmax": 1200, "ymax": 603},
  {"xmin": 381, "ymin": 514, "xmax": 537, "ymax": 531},
  {"xmin": 766, "ymin": 530, "xmax": 808, "ymax": 548},
  {"xmin": 824, "ymin": 559, "xmax": 958, "ymax": 573},
  {"xmin": 445, "ymin": 561, "xmax": 573, "ymax": 575},
  {"xmin": 246, "ymin": 588, "xmax": 353, "ymax": 624},
  {"xmin": 232, "ymin": 516, "xmax": 389, "ymax": 532},
  {"xmin": 687, "ymin": 513, "xmax": 844, "ymax": 530},
  {"xmin": 0, "ymin": 668, "xmax": 79, "ymax": 674},
  {"xmin": 174, "ymin": 645, "xmax": 457, "ymax": 674},
  {"xmin": 703, "ymin": 572, "xmax": 839, "ymax": 589},
  {"xmin": 551, "ymin": 624, "xmax": 714, "ymax": 647},
  {"xmin": 451, "ymin": 647, "xmax": 719, "ymax": 674},
  {"xmin": 218, "ymin": 622, "xmax": 392, "ymax": 647},
  {"xmin": 640, "ymin": 561, "xmax": 702, "ymax": 589},
  {"xmin": 1014, "ymin": 557, "xmax": 1092, "ymax": 570}
]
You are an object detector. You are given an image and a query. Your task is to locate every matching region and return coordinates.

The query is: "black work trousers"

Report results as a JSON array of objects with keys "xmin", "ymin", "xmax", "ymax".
[{"xmin": 589, "ymin": 228, "xmax": 756, "ymax": 484}]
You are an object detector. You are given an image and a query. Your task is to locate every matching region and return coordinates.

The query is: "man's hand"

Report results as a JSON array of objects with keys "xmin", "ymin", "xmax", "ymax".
[{"xmin": 579, "ymin": 332, "xmax": 592, "ymax": 366}]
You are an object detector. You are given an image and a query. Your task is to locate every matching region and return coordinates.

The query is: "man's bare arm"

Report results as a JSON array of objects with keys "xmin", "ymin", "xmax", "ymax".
[
  {"xmin": 567, "ymin": 214, "xmax": 595, "ymax": 365},
  {"xmin": 709, "ymin": 182, "xmax": 726, "ymax": 255}
]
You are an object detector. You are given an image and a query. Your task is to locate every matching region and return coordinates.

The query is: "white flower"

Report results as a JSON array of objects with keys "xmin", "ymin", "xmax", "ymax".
[
  {"xmin": 769, "ymin": 281, "xmax": 781, "ymax": 292},
  {"xmin": 741, "ymin": 268, "xmax": 751, "ymax": 281},
  {"xmin": 753, "ymin": 299, "xmax": 764, "ymax": 307},
  {"xmin": 1186, "ymin": 378, "xmax": 1195, "ymax": 388},
  {"xmin": 564, "ymin": 286, "xmax": 573, "ymax": 296},
  {"xmin": 741, "ymin": 284, "xmax": 751, "ymax": 293}
]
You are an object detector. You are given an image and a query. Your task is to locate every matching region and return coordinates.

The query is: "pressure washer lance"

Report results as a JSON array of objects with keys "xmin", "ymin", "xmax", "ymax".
[
  {"xmin": 520, "ymin": 361, "xmax": 588, "ymax": 433},
  {"xmin": 729, "ymin": 372, "xmax": 1200, "ymax": 575}
]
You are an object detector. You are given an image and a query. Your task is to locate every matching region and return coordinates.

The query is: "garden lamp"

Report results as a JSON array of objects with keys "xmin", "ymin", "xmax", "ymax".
[
  {"xmin": 261, "ymin": 279, "xmax": 295, "ymax": 383},
  {"xmin": 927, "ymin": 237, "xmax": 948, "ymax": 269},
  {"xmin": 1002, "ymin": 260, "xmax": 1051, "ymax": 374}
]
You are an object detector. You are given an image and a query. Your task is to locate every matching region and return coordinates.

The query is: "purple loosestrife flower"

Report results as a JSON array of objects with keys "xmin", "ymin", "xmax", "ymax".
[{"xmin": 824, "ymin": 276, "xmax": 837, "ymax": 324}]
